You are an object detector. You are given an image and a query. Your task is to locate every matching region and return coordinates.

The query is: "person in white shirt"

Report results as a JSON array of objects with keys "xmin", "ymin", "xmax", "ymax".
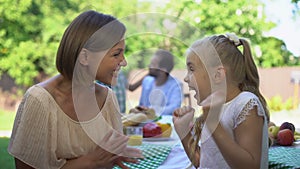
[{"xmin": 173, "ymin": 33, "xmax": 269, "ymax": 169}]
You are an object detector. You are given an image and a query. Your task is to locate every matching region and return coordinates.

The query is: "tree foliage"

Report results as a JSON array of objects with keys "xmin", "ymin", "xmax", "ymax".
[{"xmin": 0, "ymin": 0, "xmax": 299, "ymax": 89}]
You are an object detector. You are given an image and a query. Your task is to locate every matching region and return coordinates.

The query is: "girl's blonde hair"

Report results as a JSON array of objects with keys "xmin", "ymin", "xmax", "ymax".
[{"xmin": 188, "ymin": 34, "xmax": 269, "ymax": 165}]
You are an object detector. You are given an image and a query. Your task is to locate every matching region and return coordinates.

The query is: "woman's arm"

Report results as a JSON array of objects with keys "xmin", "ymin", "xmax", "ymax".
[
  {"xmin": 208, "ymin": 108, "xmax": 264, "ymax": 169},
  {"xmin": 15, "ymin": 158, "xmax": 34, "ymax": 169},
  {"xmin": 61, "ymin": 150, "xmax": 116, "ymax": 169}
]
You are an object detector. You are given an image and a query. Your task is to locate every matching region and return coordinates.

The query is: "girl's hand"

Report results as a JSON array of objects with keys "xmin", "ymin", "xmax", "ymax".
[{"xmin": 172, "ymin": 106, "xmax": 195, "ymax": 139}]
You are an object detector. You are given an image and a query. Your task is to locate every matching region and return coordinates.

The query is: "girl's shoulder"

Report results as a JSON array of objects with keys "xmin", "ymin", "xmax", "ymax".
[
  {"xmin": 225, "ymin": 91, "xmax": 265, "ymax": 128},
  {"xmin": 230, "ymin": 91, "xmax": 260, "ymax": 107},
  {"xmin": 224, "ymin": 91, "xmax": 263, "ymax": 118}
]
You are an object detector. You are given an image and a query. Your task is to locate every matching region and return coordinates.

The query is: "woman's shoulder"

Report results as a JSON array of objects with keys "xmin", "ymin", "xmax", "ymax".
[
  {"xmin": 24, "ymin": 85, "xmax": 52, "ymax": 100},
  {"xmin": 18, "ymin": 83, "xmax": 63, "ymax": 120}
]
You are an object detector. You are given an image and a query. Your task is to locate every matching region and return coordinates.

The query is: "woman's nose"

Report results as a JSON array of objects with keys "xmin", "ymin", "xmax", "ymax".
[{"xmin": 120, "ymin": 58, "xmax": 127, "ymax": 67}]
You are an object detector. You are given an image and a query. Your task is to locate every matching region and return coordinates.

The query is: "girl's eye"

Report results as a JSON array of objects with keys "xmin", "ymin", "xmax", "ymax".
[{"xmin": 189, "ymin": 66, "xmax": 194, "ymax": 71}]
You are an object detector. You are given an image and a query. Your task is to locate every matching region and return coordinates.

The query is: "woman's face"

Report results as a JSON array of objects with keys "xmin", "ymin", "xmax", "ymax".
[
  {"xmin": 89, "ymin": 40, "xmax": 127, "ymax": 86},
  {"xmin": 184, "ymin": 51, "xmax": 211, "ymax": 105}
]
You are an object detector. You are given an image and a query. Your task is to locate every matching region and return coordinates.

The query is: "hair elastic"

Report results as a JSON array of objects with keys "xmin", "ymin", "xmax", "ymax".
[{"xmin": 225, "ymin": 33, "xmax": 241, "ymax": 46}]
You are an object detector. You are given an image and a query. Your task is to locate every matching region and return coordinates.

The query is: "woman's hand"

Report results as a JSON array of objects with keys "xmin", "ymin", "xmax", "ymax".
[
  {"xmin": 120, "ymin": 146, "xmax": 144, "ymax": 159},
  {"xmin": 172, "ymin": 106, "xmax": 195, "ymax": 139},
  {"xmin": 78, "ymin": 130, "xmax": 128, "ymax": 168},
  {"xmin": 92, "ymin": 131, "xmax": 144, "ymax": 168},
  {"xmin": 111, "ymin": 146, "xmax": 144, "ymax": 169}
]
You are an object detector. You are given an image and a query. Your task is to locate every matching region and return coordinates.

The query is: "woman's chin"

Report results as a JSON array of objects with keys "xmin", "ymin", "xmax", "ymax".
[{"xmin": 110, "ymin": 78, "xmax": 117, "ymax": 86}]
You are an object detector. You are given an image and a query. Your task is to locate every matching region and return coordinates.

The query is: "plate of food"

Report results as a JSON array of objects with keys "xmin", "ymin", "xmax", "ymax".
[{"xmin": 142, "ymin": 122, "xmax": 173, "ymax": 141}]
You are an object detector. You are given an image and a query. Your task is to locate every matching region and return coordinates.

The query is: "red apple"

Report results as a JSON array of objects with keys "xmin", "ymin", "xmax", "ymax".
[{"xmin": 277, "ymin": 129, "xmax": 295, "ymax": 146}]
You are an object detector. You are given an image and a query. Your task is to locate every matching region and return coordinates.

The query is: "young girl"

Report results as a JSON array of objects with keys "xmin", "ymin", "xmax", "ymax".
[{"xmin": 173, "ymin": 33, "xmax": 269, "ymax": 169}]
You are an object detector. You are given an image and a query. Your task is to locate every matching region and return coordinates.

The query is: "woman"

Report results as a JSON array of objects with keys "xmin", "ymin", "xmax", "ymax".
[{"xmin": 8, "ymin": 10, "xmax": 142, "ymax": 169}]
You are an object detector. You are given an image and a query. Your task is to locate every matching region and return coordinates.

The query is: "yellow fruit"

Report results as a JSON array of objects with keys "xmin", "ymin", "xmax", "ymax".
[{"xmin": 156, "ymin": 122, "xmax": 172, "ymax": 137}]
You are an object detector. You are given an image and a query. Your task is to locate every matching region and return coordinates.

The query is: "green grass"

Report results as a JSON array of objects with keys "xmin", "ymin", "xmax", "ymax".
[
  {"xmin": 0, "ymin": 110, "xmax": 16, "ymax": 131},
  {"xmin": 0, "ymin": 137, "xmax": 15, "ymax": 169}
]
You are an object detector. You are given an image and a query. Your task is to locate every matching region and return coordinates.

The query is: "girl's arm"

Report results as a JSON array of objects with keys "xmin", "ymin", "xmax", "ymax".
[
  {"xmin": 173, "ymin": 106, "xmax": 200, "ymax": 167},
  {"xmin": 208, "ymin": 107, "xmax": 264, "ymax": 169}
]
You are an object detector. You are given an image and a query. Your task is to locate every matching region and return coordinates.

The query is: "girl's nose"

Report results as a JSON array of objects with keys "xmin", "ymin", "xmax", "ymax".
[{"xmin": 184, "ymin": 73, "xmax": 189, "ymax": 83}]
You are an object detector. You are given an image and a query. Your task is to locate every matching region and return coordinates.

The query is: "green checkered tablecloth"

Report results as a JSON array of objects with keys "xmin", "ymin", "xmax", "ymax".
[
  {"xmin": 269, "ymin": 146, "xmax": 300, "ymax": 169},
  {"xmin": 113, "ymin": 143, "xmax": 172, "ymax": 169}
]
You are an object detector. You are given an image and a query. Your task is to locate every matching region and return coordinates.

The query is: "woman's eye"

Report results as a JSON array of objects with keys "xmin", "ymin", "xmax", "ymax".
[
  {"xmin": 113, "ymin": 53, "xmax": 120, "ymax": 57},
  {"xmin": 112, "ymin": 49, "xmax": 124, "ymax": 57}
]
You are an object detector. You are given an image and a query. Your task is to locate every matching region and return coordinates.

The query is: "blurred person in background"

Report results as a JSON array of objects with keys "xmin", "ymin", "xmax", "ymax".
[{"xmin": 128, "ymin": 49, "xmax": 183, "ymax": 116}]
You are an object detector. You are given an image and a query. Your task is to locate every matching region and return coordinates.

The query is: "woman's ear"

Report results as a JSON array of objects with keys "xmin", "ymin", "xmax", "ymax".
[
  {"xmin": 214, "ymin": 66, "xmax": 226, "ymax": 83},
  {"xmin": 78, "ymin": 48, "xmax": 89, "ymax": 66}
]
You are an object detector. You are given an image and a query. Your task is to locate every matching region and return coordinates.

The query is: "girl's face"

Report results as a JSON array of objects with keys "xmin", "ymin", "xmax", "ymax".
[
  {"xmin": 91, "ymin": 40, "xmax": 127, "ymax": 86},
  {"xmin": 184, "ymin": 51, "xmax": 211, "ymax": 105}
]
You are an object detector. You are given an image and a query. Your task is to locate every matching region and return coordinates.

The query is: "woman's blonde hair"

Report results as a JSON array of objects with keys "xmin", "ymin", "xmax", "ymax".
[{"xmin": 188, "ymin": 34, "xmax": 269, "ymax": 165}]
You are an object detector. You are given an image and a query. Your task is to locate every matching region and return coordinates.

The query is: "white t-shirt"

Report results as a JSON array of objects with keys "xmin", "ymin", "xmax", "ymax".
[{"xmin": 199, "ymin": 91, "xmax": 268, "ymax": 169}]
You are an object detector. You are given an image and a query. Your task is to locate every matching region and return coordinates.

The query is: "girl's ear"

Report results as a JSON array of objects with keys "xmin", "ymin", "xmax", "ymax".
[
  {"xmin": 214, "ymin": 66, "xmax": 226, "ymax": 83},
  {"xmin": 78, "ymin": 48, "xmax": 89, "ymax": 66}
]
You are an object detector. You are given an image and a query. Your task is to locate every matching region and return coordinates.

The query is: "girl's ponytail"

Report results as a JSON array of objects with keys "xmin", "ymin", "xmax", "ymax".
[{"xmin": 239, "ymin": 39, "xmax": 270, "ymax": 122}]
